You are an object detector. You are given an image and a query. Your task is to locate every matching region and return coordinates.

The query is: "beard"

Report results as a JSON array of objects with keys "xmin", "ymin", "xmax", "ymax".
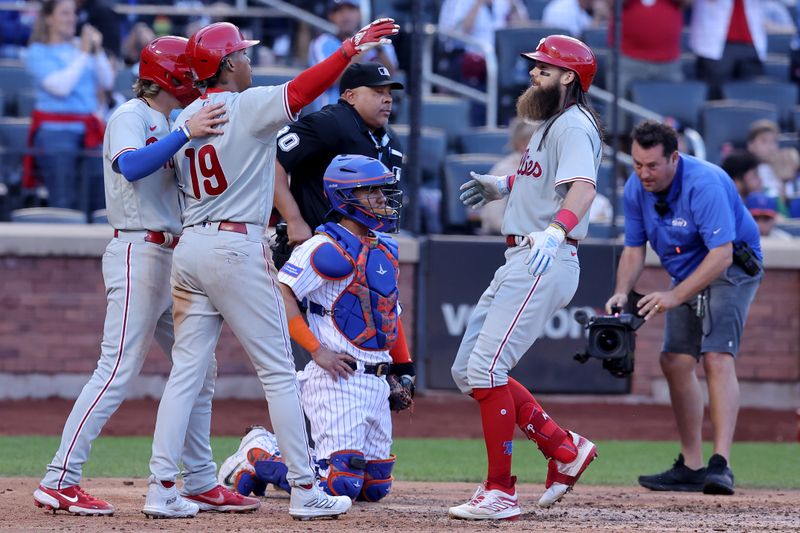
[{"xmin": 516, "ymin": 83, "xmax": 562, "ymax": 121}]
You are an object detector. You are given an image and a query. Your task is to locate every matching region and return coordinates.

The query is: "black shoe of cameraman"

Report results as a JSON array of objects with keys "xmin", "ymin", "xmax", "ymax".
[
  {"xmin": 703, "ymin": 454, "xmax": 735, "ymax": 495},
  {"xmin": 638, "ymin": 454, "xmax": 706, "ymax": 492}
]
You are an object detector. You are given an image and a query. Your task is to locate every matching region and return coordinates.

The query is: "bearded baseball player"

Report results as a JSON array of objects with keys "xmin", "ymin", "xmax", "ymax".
[
  {"xmin": 146, "ymin": 19, "xmax": 399, "ymax": 521},
  {"xmin": 32, "ymin": 36, "xmax": 229, "ymax": 516},
  {"xmin": 217, "ymin": 155, "xmax": 414, "ymax": 503},
  {"xmin": 449, "ymin": 35, "xmax": 602, "ymax": 520}
]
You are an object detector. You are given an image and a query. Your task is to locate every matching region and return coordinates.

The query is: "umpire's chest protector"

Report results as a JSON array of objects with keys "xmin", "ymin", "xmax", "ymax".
[{"xmin": 312, "ymin": 223, "xmax": 399, "ymax": 351}]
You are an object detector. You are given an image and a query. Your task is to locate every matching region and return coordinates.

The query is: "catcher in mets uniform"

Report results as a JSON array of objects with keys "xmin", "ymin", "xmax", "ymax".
[
  {"xmin": 449, "ymin": 35, "xmax": 602, "ymax": 520},
  {"xmin": 32, "ymin": 36, "xmax": 226, "ymax": 517},
  {"xmin": 218, "ymin": 155, "xmax": 415, "ymax": 503}
]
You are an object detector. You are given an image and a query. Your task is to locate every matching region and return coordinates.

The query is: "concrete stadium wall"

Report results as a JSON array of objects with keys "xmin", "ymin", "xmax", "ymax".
[{"xmin": 0, "ymin": 223, "xmax": 797, "ymax": 408}]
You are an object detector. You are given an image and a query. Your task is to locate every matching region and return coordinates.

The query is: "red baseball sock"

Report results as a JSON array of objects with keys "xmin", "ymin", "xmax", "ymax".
[
  {"xmin": 472, "ymin": 385, "xmax": 515, "ymax": 493},
  {"xmin": 507, "ymin": 377, "xmax": 577, "ymax": 463}
]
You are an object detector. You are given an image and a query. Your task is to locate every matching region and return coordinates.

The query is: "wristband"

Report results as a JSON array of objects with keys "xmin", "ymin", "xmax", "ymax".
[
  {"xmin": 288, "ymin": 315, "xmax": 321, "ymax": 353},
  {"xmin": 180, "ymin": 124, "xmax": 192, "ymax": 141},
  {"xmin": 553, "ymin": 208, "xmax": 579, "ymax": 234},
  {"xmin": 507, "ymin": 174, "xmax": 516, "ymax": 191}
]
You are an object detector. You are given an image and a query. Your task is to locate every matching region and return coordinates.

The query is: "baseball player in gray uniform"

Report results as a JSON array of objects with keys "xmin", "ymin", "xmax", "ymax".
[
  {"xmin": 146, "ymin": 19, "xmax": 399, "ymax": 521},
  {"xmin": 32, "ymin": 36, "xmax": 230, "ymax": 517},
  {"xmin": 449, "ymin": 35, "xmax": 602, "ymax": 521}
]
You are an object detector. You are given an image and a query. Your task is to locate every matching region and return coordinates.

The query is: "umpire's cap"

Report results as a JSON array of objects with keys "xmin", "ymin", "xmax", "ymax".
[
  {"xmin": 521, "ymin": 34, "xmax": 596, "ymax": 92},
  {"xmin": 339, "ymin": 62, "xmax": 404, "ymax": 93}
]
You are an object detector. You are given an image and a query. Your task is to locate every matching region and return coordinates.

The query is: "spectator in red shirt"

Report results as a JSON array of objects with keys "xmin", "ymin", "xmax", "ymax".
[
  {"xmin": 690, "ymin": 0, "xmax": 766, "ymax": 99},
  {"xmin": 606, "ymin": 0, "xmax": 690, "ymax": 133}
]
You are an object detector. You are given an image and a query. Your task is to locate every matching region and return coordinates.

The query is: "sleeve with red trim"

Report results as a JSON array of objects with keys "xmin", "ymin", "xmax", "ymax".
[{"xmin": 553, "ymin": 126, "xmax": 599, "ymax": 189}]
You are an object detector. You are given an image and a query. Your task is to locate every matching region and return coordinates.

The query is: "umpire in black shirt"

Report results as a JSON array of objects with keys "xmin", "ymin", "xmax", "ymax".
[{"xmin": 274, "ymin": 62, "xmax": 405, "ymax": 255}]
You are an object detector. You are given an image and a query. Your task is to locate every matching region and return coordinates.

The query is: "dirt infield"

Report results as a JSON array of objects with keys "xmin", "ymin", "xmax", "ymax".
[
  {"xmin": 1, "ymin": 392, "xmax": 797, "ymax": 441},
  {"xmin": 2, "ymin": 477, "xmax": 799, "ymax": 532}
]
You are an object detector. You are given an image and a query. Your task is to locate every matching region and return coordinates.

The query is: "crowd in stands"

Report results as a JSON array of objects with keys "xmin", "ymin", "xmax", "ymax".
[{"xmin": 1, "ymin": 0, "xmax": 800, "ymax": 240}]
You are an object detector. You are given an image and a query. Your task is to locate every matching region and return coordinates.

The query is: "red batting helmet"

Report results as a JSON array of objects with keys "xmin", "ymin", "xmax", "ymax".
[
  {"xmin": 138, "ymin": 36, "xmax": 199, "ymax": 107},
  {"xmin": 521, "ymin": 34, "xmax": 597, "ymax": 92},
  {"xmin": 186, "ymin": 22, "xmax": 259, "ymax": 81}
]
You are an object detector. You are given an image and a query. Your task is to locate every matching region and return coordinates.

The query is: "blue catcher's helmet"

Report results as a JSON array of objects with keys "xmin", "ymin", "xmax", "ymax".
[{"xmin": 323, "ymin": 154, "xmax": 402, "ymax": 233}]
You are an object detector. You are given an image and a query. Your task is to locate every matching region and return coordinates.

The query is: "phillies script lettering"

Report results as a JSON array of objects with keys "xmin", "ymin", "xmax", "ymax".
[{"xmin": 517, "ymin": 148, "xmax": 542, "ymax": 178}]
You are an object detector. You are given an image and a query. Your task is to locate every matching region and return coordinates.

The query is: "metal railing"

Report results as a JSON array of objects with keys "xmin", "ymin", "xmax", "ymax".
[{"xmin": 421, "ymin": 24, "xmax": 498, "ymax": 128}]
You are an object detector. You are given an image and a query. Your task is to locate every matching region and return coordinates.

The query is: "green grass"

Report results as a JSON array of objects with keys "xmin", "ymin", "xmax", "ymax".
[{"xmin": 2, "ymin": 436, "xmax": 798, "ymax": 489}]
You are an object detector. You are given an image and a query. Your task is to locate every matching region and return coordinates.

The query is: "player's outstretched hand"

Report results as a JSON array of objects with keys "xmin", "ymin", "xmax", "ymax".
[
  {"xmin": 341, "ymin": 18, "xmax": 399, "ymax": 59},
  {"xmin": 459, "ymin": 172, "xmax": 509, "ymax": 208},
  {"xmin": 184, "ymin": 102, "xmax": 228, "ymax": 139},
  {"xmin": 522, "ymin": 225, "xmax": 563, "ymax": 276},
  {"xmin": 312, "ymin": 346, "xmax": 356, "ymax": 381}
]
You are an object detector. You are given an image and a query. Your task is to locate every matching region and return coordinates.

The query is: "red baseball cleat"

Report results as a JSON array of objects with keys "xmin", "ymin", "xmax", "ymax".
[
  {"xmin": 183, "ymin": 484, "xmax": 260, "ymax": 513},
  {"xmin": 33, "ymin": 485, "xmax": 115, "ymax": 516}
]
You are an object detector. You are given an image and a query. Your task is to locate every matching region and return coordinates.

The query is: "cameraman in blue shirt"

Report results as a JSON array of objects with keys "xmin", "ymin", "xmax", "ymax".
[{"xmin": 606, "ymin": 120, "xmax": 762, "ymax": 496}]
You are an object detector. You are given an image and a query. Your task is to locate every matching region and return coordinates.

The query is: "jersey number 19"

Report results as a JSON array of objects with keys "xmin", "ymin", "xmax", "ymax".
[{"xmin": 185, "ymin": 145, "xmax": 228, "ymax": 199}]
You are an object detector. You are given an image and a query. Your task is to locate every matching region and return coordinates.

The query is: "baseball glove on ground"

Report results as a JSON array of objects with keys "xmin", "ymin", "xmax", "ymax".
[{"xmin": 387, "ymin": 374, "xmax": 415, "ymax": 412}]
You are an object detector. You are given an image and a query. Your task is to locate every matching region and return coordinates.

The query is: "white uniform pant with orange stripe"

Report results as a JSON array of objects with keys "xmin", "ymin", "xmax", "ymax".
[
  {"xmin": 41, "ymin": 237, "xmax": 218, "ymax": 494},
  {"xmin": 150, "ymin": 225, "xmax": 317, "ymax": 486},
  {"xmin": 451, "ymin": 244, "xmax": 580, "ymax": 393}
]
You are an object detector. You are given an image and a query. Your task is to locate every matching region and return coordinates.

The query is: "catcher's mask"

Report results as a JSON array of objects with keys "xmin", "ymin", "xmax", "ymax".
[
  {"xmin": 138, "ymin": 36, "xmax": 199, "ymax": 107},
  {"xmin": 323, "ymin": 154, "xmax": 401, "ymax": 233}
]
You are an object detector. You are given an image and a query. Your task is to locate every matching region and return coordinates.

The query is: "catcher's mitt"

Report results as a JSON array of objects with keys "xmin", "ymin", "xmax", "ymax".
[{"xmin": 387, "ymin": 374, "xmax": 415, "ymax": 412}]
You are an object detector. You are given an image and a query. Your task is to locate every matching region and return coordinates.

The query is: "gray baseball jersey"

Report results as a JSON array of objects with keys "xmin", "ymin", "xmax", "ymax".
[
  {"xmin": 452, "ymin": 105, "xmax": 600, "ymax": 392},
  {"xmin": 174, "ymin": 85, "xmax": 294, "ymax": 226},
  {"xmin": 150, "ymin": 84, "xmax": 320, "ymax": 489},
  {"xmin": 502, "ymin": 105, "xmax": 602, "ymax": 240},
  {"xmin": 103, "ymin": 98, "xmax": 183, "ymax": 235},
  {"xmin": 41, "ymin": 98, "xmax": 218, "ymax": 496}
]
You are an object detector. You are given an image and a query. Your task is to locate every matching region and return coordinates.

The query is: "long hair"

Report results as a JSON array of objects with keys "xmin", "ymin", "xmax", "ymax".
[
  {"xmin": 29, "ymin": 0, "xmax": 71, "ymax": 44},
  {"xmin": 537, "ymin": 77, "xmax": 603, "ymax": 152}
]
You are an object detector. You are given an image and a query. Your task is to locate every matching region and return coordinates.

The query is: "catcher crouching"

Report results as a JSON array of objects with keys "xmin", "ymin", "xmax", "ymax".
[{"xmin": 220, "ymin": 154, "xmax": 414, "ymax": 502}]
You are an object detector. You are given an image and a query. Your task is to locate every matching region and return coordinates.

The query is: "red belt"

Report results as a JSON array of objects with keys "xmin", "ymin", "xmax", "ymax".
[
  {"xmin": 114, "ymin": 229, "xmax": 180, "ymax": 249},
  {"xmin": 506, "ymin": 235, "xmax": 578, "ymax": 248},
  {"xmin": 218, "ymin": 221, "xmax": 248, "ymax": 234}
]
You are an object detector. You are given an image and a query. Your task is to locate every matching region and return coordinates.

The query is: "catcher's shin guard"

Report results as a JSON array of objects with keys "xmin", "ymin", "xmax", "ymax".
[
  {"xmin": 250, "ymin": 453, "xmax": 291, "ymax": 494},
  {"xmin": 319, "ymin": 450, "xmax": 366, "ymax": 500},
  {"xmin": 357, "ymin": 455, "xmax": 395, "ymax": 502}
]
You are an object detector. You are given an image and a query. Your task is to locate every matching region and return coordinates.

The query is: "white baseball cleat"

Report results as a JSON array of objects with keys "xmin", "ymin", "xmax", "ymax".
[
  {"xmin": 288, "ymin": 483, "xmax": 351, "ymax": 520},
  {"xmin": 448, "ymin": 480, "xmax": 521, "ymax": 521},
  {"xmin": 142, "ymin": 476, "xmax": 200, "ymax": 519},
  {"xmin": 538, "ymin": 431, "xmax": 598, "ymax": 508}
]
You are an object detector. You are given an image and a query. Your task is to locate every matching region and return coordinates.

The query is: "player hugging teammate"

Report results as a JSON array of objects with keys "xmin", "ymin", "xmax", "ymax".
[{"xmin": 219, "ymin": 154, "xmax": 415, "ymax": 503}]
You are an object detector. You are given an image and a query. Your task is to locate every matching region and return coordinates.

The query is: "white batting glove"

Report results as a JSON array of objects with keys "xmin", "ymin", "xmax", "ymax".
[
  {"xmin": 459, "ymin": 172, "xmax": 510, "ymax": 208},
  {"xmin": 522, "ymin": 225, "xmax": 565, "ymax": 276}
]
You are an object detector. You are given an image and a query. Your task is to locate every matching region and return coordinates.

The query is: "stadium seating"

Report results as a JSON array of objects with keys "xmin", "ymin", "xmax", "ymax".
[
  {"xmin": 16, "ymin": 90, "xmax": 35, "ymax": 118},
  {"xmin": 586, "ymin": 223, "xmax": 617, "ymax": 239},
  {"xmin": 721, "ymin": 80, "xmax": 798, "ymax": 129},
  {"xmin": 442, "ymin": 153, "xmax": 502, "ymax": 229},
  {"xmin": 700, "ymin": 100, "xmax": 779, "ymax": 165},
  {"xmin": 114, "ymin": 68, "xmax": 136, "ymax": 99},
  {"xmin": 458, "ymin": 127, "xmax": 509, "ymax": 155},
  {"xmin": 793, "ymin": 105, "xmax": 800, "ymax": 132},
  {"xmin": 10, "ymin": 207, "xmax": 86, "ymax": 223},
  {"xmin": 788, "ymin": 198, "xmax": 800, "ymax": 218},
  {"xmin": 390, "ymin": 124, "xmax": 447, "ymax": 181},
  {"xmin": 596, "ymin": 162, "xmax": 616, "ymax": 199},
  {"xmin": 629, "ymin": 80, "xmax": 709, "ymax": 129},
  {"xmin": 767, "ymin": 33, "xmax": 794, "ymax": 55},
  {"xmin": 251, "ymin": 66, "xmax": 300, "ymax": 88},
  {"xmin": 0, "ymin": 117, "xmax": 31, "ymax": 177},
  {"xmin": 0, "ymin": 60, "xmax": 33, "ymax": 116},
  {"xmin": 91, "ymin": 208, "xmax": 109, "ymax": 224},
  {"xmin": 524, "ymin": 0, "xmax": 549, "ymax": 21},
  {"xmin": 763, "ymin": 56, "xmax": 790, "ymax": 81},
  {"xmin": 581, "ymin": 27, "xmax": 608, "ymax": 50},
  {"xmin": 420, "ymin": 95, "xmax": 471, "ymax": 149}
]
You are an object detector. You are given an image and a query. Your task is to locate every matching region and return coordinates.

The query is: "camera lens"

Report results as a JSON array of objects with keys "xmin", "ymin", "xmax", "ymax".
[{"xmin": 596, "ymin": 329, "xmax": 621, "ymax": 355}]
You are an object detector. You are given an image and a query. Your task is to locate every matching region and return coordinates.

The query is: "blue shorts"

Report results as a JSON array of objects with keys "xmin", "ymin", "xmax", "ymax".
[{"xmin": 662, "ymin": 263, "xmax": 762, "ymax": 358}]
